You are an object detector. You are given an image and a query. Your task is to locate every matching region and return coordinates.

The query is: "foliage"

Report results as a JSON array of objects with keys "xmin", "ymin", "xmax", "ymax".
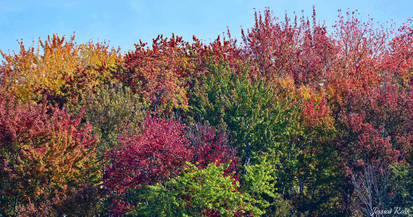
[
  {"xmin": 0, "ymin": 98, "xmax": 101, "ymax": 216},
  {"xmin": 104, "ymin": 115, "xmax": 191, "ymax": 192},
  {"xmin": 120, "ymin": 33, "xmax": 245, "ymax": 118},
  {"xmin": 0, "ymin": 34, "xmax": 121, "ymax": 106},
  {"xmin": 104, "ymin": 116, "xmax": 192, "ymax": 214},
  {"xmin": 389, "ymin": 162, "xmax": 413, "ymax": 209},
  {"xmin": 325, "ymin": 11, "xmax": 412, "ymax": 215},
  {"xmin": 73, "ymin": 83, "xmax": 146, "ymax": 154},
  {"xmin": 242, "ymin": 155, "xmax": 295, "ymax": 217},
  {"xmin": 104, "ymin": 118, "xmax": 240, "ymax": 215},
  {"xmin": 186, "ymin": 62, "xmax": 294, "ymax": 164},
  {"xmin": 241, "ymin": 7, "xmax": 337, "ymax": 86},
  {"xmin": 187, "ymin": 123, "xmax": 239, "ymax": 176},
  {"xmin": 0, "ymin": 7, "xmax": 411, "ymax": 217},
  {"xmin": 128, "ymin": 162, "xmax": 263, "ymax": 217},
  {"xmin": 121, "ymin": 35, "xmax": 193, "ymax": 116}
]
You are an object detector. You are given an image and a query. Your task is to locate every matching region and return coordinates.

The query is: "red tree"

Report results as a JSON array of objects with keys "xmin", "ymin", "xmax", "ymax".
[{"xmin": 0, "ymin": 98, "xmax": 100, "ymax": 216}]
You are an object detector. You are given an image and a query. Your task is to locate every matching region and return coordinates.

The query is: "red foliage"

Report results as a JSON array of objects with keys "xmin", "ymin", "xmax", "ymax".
[
  {"xmin": 104, "ymin": 118, "xmax": 239, "ymax": 215},
  {"xmin": 121, "ymin": 33, "xmax": 245, "ymax": 116},
  {"xmin": 0, "ymin": 98, "xmax": 100, "ymax": 215},
  {"xmin": 241, "ymin": 9, "xmax": 411, "ymax": 213},
  {"xmin": 104, "ymin": 115, "xmax": 192, "ymax": 194},
  {"xmin": 337, "ymin": 82, "xmax": 412, "ymax": 175},
  {"xmin": 327, "ymin": 16, "xmax": 412, "ymax": 173},
  {"xmin": 242, "ymin": 7, "xmax": 337, "ymax": 85},
  {"xmin": 381, "ymin": 20, "xmax": 413, "ymax": 86},
  {"xmin": 122, "ymin": 35, "xmax": 193, "ymax": 114},
  {"xmin": 188, "ymin": 124, "xmax": 239, "ymax": 177},
  {"xmin": 190, "ymin": 34, "xmax": 246, "ymax": 77}
]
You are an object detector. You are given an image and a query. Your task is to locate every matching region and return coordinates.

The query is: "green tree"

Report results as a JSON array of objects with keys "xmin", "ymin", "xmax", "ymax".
[
  {"xmin": 128, "ymin": 162, "xmax": 263, "ymax": 217},
  {"xmin": 72, "ymin": 83, "xmax": 146, "ymax": 154},
  {"xmin": 186, "ymin": 62, "xmax": 294, "ymax": 165}
]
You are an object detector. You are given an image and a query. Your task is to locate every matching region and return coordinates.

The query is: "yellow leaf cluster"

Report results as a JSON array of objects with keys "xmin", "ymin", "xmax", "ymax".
[{"xmin": 0, "ymin": 34, "xmax": 121, "ymax": 103}]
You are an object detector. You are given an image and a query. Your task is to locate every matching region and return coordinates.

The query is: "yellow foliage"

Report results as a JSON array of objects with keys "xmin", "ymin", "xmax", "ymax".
[{"xmin": 0, "ymin": 34, "xmax": 122, "ymax": 104}]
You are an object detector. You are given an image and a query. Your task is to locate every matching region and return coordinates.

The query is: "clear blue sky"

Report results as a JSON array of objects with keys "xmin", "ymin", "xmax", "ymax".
[{"xmin": 0, "ymin": 0, "xmax": 412, "ymax": 55}]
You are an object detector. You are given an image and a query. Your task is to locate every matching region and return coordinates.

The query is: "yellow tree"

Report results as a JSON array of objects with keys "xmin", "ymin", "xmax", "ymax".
[{"xmin": 0, "ymin": 34, "xmax": 122, "ymax": 106}]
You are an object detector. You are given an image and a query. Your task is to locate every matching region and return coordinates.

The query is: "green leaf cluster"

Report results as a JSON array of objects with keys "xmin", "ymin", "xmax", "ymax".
[
  {"xmin": 187, "ymin": 63, "xmax": 296, "ymax": 164},
  {"xmin": 128, "ymin": 162, "xmax": 264, "ymax": 217}
]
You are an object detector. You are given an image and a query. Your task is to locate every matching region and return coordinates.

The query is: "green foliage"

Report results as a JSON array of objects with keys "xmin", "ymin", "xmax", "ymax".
[
  {"xmin": 187, "ymin": 62, "xmax": 295, "ymax": 164},
  {"xmin": 243, "ymin": 155, "xmax": 295, "ymax": 216},
  {"xmin": 388, "ymin": 163, "xmax": 413, "ymax": 209},
  {"xmin": 72, "ymin": 83, "xmax": 146, "ymax": 154},
  {"xmin": 265, "ymin": 95, "xmax": 345, "ymax": 216},
  {"xmin": 187, "ymin": 62, "xmax": 346, "ymax": 216},
  {"xmin": 128, "ymin": 162, "xmax": 264, "ymax": 217}
]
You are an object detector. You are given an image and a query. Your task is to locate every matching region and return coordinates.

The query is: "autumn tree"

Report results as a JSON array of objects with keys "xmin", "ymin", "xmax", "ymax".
[
  {"xmin": 121, "ymin": 35, "xmax": 193, "ymax": 117},
  {"xmin": 73, "ymin": 83, "xmax": 146, "ymax": 156},
  {"xmin": 0, "ymin": 98, "xmax": 101, "ymax": 216},
  {"xmin": 241, "ymin": 7, "xmax": 337, "ymax": 86},
  {"xmin": 0, "ymin": 34, "xmax": 121, "ymax": 106}
]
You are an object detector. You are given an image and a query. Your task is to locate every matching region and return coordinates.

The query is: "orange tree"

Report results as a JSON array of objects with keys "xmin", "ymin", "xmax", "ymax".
[
  {"xmin": 0, "ymin": 98, "xmax": 101, "ymax": 216},
  {"xmin": 0, "ymin": 34, "xmax": 122, "ymax": 107}
]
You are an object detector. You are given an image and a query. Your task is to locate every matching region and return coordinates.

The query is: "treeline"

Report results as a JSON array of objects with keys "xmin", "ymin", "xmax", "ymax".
[{"xmin": 0, "ymin": 8, "xmax": 412, "ymax": 217}]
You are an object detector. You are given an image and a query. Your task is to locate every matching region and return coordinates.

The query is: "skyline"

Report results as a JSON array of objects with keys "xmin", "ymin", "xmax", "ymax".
[{"xmin": 0, "ymin": 0, "xmax": 412, "ymax": 55}]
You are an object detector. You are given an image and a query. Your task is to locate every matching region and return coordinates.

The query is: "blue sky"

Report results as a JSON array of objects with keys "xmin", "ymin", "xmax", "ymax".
[{"xmin": 0, "ymin": 0, "xmax": 412, "ymax": 55}]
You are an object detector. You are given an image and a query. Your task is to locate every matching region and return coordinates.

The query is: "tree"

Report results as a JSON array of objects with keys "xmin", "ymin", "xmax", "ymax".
[
  {"xmin": 0, "ymin": 34, "xmax": 121, "ymax": 106},
  {"xmin": 0, "ymin": 98, "xmax": 101, "ymax": 216},
  {"xmin": 104, "ymin": 117, "xmax": 240, "ymax": 215},
  {"xmin": 325, "ymin": 12, "xmax": 412, "ymax": 215},
  {"xmin": 128, "ymin": 162, "xmax": 263, "ymax": 217},
  {"xmin": 104, "ymin": 116, "xmax": 192, "ymax": 215},
  {"xmin": 241, "ymin": 7, "xmax": 337, "ymax": 86},
  {"xmin": 121, "ymin": 35, "xmax": 193, "ymax": 116},
  {"xmin": 186, "ymin": 62, "xmax": 293, "ymax": 164},
  {"xmin": 73, "ymin": 83, "xmax": 146, "ymax": 155}
]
